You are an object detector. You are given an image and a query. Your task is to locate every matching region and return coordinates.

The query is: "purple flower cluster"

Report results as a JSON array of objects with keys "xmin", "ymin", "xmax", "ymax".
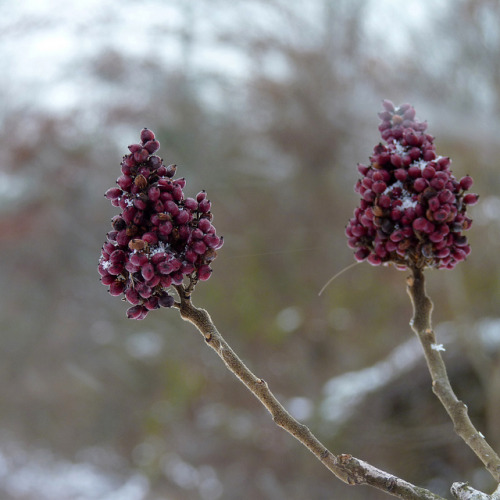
[
  {"xmin": 346, "ymin": 101, "xmax": 478, "ymax": 270},
  {"xmin": 98, "ymin": 128, "xmax": 223, "ymax": 319}
]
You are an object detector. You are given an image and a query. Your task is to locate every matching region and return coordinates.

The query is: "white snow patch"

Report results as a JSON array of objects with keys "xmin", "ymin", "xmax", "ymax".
[
  {"xmin": 392, "ymin": 141, "xmax": 407, "ymax": 156},
  {"xmin": 431, "ymin": 343, "xmax": 446, "ymax": 352},
  {"xmin": 383, "ymin": 180, "xmax": 417, "ymax": 209},
  {"xmin": 320, "ymin": 337, "xmax": 423, "ymax": 426},
  {"xmin": 477, "ymin": 318, "xmax": 500, "ymax": 350},
  {"xmin": 401, "ymin": 195, "xmax": 418, "ymax": 209},
  {"xmin": 383, "ymin": 180, "xmax": 403, "ymax": 195},
  {"xmin": 125, "ymin": 331, "xmax": 164, "ymax": 360},
  {"xmin": 287, "ymin": 397, "xmax": 313, "ymax": 421},
  {"xmin": 149, "ymin": 241, "xmax": 170, "ymax": 255},
  {"xmin": 162, "ymin": 453, "xmax": 223, "ymax": 499},
  {"xmin": 0, "ymin": 442, "xmax": 149, "ymax": 500},
  {"xmin": 414, "ymin": 159, "xmax": 428, "ymax": 171},
  {"xmin": 414, "ymin": 155, "xmax": 444, "ymax": 171}
]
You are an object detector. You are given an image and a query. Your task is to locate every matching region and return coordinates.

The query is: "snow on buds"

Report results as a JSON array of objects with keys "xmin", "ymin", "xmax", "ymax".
[
  {"xmin": 346, "ymin": 101, "xmax": 477, "ymax": 270},
  {"xmin": 99, "ymin": 128, "xmax": 223, "ymax": 319}
]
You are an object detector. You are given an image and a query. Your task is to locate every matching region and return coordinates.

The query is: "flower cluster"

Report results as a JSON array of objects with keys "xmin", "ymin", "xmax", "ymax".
[
  {"xmin": 346, "ymin": 101, "xmax": 478, "ymax": 270},
  {"xmin": 98, "ymin": 128, "xmax": 223, "ymax": 319}
]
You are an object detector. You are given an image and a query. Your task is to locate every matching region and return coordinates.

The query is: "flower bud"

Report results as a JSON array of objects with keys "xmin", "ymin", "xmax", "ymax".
[
  {"xmin": 129, "ymin": 239, "xmax": 147, "ymax": 251},
  {"xmin": 134, "ymin": 174, "xmax": 148, "ymax": 189},
  {"xmin": 367, "ymin": 254, "xmax": 382, "ymax": 266},
  {"xmin": 117, "ymin": 175, "xmax": 133, "ymax": 190},
  {"xmin": 414, "ymin": 178, "xmax": 428, "ymax": 192},
  {"xmin": 109, "ymin": 250, "xmax": 126, "ymax": 265},
  {"xmin": 159, "ymin": 221, "xmax": 173, "ymax": 237},
  {"xmin": 165, "ymin": 200, "xmax": 180, "ymax": 217},
  {"xmin": 175, "ymin": 210, "xmax": 190, "ymax": 224},
  {"xmin": 134, "ymin": 149, "xmax": 149, "ymax": 163},
  {"xmin": 170, "ymin": 271, "xmax": 184, "ymax": 284},
  {"xmin": 122, "ymin": 155, "xmax": 136, "ymax": 168},
  {"xmin": 128, "ymin": 143, "xmax": 142, "ymax": 153},
  {"xmin": 422, "ymin": 165, "xmax": 436, "ymax": 179},
  {"xmin": 125, "ymin": 288, "xmax": 141, "ymax": 305},
  {"xmin": 184, "ymin": 197, "xmax": 198, "ymax": 210},
  {"xmin": 160, "ymin": 275, "xmax": 172, "ymax": 288},
  {"xmin": 358, "ymin": 164, "xmax": 369, "ymax": 175},
  {"xmin": 124, "ymin": 261, "xmax": 140, "ymax": 273},
  {"xmin": 372, "ymin": 181, "xmax": 387, "ymax": 194},
  {"xmin": 140, "ymin": 128, "xmax": 155, "ymax": 143},
  {"xmin": 127, "ymin": 305, "xmax": 148, "ymax": 320},
  {"xmin": 105, "ymin": 187, "xmax": 122, "ymax": 200},
  {"xmin": 430, "ymin": 178, "xmax": 445, "ymax": 190},
  {"xmin": 144, "ymin": 296, "xmax": 160, "ymax": 310},
  {"xmin": 135, "ymin": 283, "xmax": 152, "ymax": 299},
  {"xmin": 141, "ymin": 262, "xmax": 155, "ymax": 282},
  {"xmin": 382, "ymin": 99, "xmax": 395, "ymax": 112},
  {"xmin": 459, "ymin": 175, "xmax": 473, "ymax": 190},
  {"xmin": 158, "ymin": 260, "xmax": 175, "ymax": 275},
  {"xmin": 172, "ymin": 184, "xmax": 183, "ymax": 202},
  {"xmin": 204, "ymin": 233, "xmax": 221, "ymax": 249},
  {"xmin": 166, "ymin": 164, "xmax": 177, "ymax": 178},
  {"xmin": 197, "ymin": 265, "xmax": 212, "ymax": 281},
  {"xmin": 192, "ymin": 241, "xmax": 207, "ymax": 255},
  {"xmin": 185, "ymin": 249, "xmax": 198, "ymax": 263},
  {"xmin": 141, "ymin": 232, "xmax": 157, "ymax": 245},
  {"xmin": 181, "ymin": 262, "xmax": 195, "ymax": 274},
  {"xmin": 346, "ymin": 102, "xmax": 477, "ymax": 270},
  {"xmin": 128, "ymin": 253, "xmax": 147, "ymax": 267},
  {"xmin": 101, "ymin": 274, "xmax": 116, "ymax": 286},
  {"xmin": 100, "ymin": 128, "xmax": 223, "ymax": 318},
  {"xmin": 109, "ymin": 280, "xmax": 126, "ymax": 296},
  {"xmin": 354, "ymin": 248, "xmax": 370, "ymax": 261},
  {"xmin": 394, "ymin": 169, "xmax": 407, "ymax": 181},
  {"xmin": 144, "ymin": 140, "xmax": 160, "ymax": 154},
  {"xmin": 116, "ymin": 230, "xmax": 130, "ymax": 247},
  {"xmin": 111, "ymin": 216, "xmax": 126, "ymax": 232},
  {"xmin": 463, "ymin": 193, "xmax": 479, "ymax": 205},
  {"xmin": 133, "ymin": 197, "xmax": 147, "ymax": 210},
  {"xmin": 408, "ymin": 166, "xmax": 421, "ymax": 178},
  {"xmin": 158, "ymin": 293, "xmax": 175, "ymax": 308},
  {"xmin": 107, "ymin": 230, "xmax": 118, "ymax": 242}
]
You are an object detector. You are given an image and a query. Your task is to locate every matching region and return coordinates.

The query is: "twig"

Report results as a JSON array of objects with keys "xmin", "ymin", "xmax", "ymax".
[
  {"xmin": 172, "ymin": 284, "xmax": 445, "ymax": 500},
  {"xmin": 407, "ymin": 266, "xmax": 500, "ymax": 484},
  {"xmin": 451, "ymin": 482, "xmax": 500, "ymax": 500}
]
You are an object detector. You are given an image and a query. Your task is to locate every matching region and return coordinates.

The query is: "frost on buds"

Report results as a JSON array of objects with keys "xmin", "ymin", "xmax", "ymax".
[
  {"xmin": 98, "ymin": 128, "xmax": 223, "ymax": 319},
  {"xmin": 346, "ymin": 101, "xmax": 478, "ymax": 270}
]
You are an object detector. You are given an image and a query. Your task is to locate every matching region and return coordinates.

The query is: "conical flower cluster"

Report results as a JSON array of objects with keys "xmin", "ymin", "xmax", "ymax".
[
  {"xmin": 346, "ymin": 101, "xmax": 478, "ymax": 270},
  {"xmin": 98, "ymin": 128, "xmax": 223, "ymax": 319}
]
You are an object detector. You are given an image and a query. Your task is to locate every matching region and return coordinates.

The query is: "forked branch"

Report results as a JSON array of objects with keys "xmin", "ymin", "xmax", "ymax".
[{"xmin": 173, "ymin": 284, "xmax": 445, "ymax": 500}]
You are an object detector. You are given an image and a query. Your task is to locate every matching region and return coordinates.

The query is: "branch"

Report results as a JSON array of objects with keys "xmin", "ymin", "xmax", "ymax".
[
  {"xmin": 451, "ymin": 482, "xmax": 500, "ymax": 500},
  {"xmin": 172, "ymin": 284, "xmax": 445, "ymax": 500},
  {"xmin": 407, "ymin": 266, "xmax": 500, "ymax": 484}
]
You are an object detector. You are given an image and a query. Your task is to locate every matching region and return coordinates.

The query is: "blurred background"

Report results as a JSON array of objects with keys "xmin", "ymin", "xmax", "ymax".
[{"xmin": 1, "ymin": 0, "xmax": 500, "ymax": 498}]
